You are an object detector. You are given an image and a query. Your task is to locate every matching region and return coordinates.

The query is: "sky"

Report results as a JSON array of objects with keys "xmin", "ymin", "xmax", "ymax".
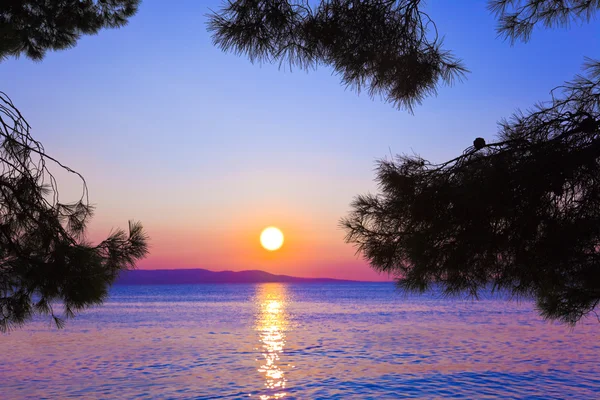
[{"xmin": 1, "ymin": 0, "xmax": 598, "ymax": 281}]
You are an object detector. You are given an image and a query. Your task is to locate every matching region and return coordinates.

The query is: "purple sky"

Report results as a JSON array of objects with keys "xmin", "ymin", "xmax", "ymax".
[{"xmin": 1, "ymin": 0, "xmax": 598, "ymax": 280}]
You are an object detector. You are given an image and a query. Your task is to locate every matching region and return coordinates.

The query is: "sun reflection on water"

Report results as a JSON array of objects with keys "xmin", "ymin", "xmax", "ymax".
[{"xmin": 255, "ymin": 284, "xmax": 290, "ymax": 399}]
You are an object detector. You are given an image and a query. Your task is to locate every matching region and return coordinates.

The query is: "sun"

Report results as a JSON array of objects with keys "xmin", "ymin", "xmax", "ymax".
[{"xmin": 260, "ymin": 227, "xmax": 284, "ymax": 251}]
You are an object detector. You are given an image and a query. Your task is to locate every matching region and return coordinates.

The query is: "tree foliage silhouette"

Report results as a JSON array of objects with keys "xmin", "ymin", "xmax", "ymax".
[
  {"xmin": 0, "ymin": 0, "xmax": 139, "ymax": 60},
  {"xmin": 208, "ymin": 0, "xmax": 467, "ymax": 112},
  {"xmin": 210, "ymin": 0, "xmax": 600, "ymax": 324},
  {"xmin": 1, "ymin": 1, "xmax": 145, "ymax": 331},
  {"xmin": 342, "ymin": 62, "xmax": 600, "ymax": 325},
  {"xmin": 489, "ymin": 0, "xmax": 600, "ymax": 43}
]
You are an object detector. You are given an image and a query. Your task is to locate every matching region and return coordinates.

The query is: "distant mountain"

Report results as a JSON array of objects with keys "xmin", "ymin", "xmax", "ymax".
[{"xmin": 115, "ymin": 268, "xmax": 355, "ymax": 285}]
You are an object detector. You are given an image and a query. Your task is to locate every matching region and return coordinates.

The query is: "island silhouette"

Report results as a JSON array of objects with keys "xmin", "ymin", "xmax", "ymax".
[{"xmin": 116, "ymin": 269, "xmax": 357, "ymax": 285}]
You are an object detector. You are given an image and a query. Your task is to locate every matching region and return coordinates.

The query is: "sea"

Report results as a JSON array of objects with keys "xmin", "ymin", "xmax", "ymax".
[{"xmin": 1, "ymin": 283, "xmax": 598, "ymax": 399}]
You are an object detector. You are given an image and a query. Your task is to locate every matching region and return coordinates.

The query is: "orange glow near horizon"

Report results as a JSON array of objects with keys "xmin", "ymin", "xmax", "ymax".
[{"xmin": 88, "ymin": 207, "xmax": 390, "ymax": 281}]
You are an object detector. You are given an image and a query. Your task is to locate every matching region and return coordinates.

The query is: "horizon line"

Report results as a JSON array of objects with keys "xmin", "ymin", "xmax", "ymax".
[{"xmin": 128, "ymin": 267, "xmax": 391, "ymax": 283}]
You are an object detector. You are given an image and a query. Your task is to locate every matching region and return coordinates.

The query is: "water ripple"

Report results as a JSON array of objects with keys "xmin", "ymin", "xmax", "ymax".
[{"xmin": 1, "ymin": 283, "xmax": 598, "ymax": 399}]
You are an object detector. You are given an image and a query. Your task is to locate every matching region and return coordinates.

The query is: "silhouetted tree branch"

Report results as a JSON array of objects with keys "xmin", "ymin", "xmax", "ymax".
[
  {"xmin": 342, "ymin": 60, "xmax": 600, "ymax": 325},
  {"xmin": 0, "ymin": 93, "xmax": 148, "ymax": 332},
  {"xmin": 1, "ymin": 1, "xmax": 145, "ymax": 331},
  {"xmin": 208, "ymin": 0, "xmax": 468, "ymax": 112},
  {"xmin": 0, "ymin": 0, "xmax": 140, "ymax": 60},
  {"xmin": 209, "ymin": 1, "xmax": 600, "ymax": 110},
  {"xmin": 489, "ymin": 0, "xmax": 600, "ymax": 43}
]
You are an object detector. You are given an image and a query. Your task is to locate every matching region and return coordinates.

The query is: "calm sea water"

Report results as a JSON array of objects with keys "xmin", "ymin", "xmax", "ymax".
[{"xmin": 1, "ymin": 283, "xmax": 599, "ymax": 399}]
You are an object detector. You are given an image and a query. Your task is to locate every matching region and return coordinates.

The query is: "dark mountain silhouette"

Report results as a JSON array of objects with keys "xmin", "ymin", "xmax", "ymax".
[{"xmin": 116, "ymin": 268, "xmax": 355, "ymax": 285}]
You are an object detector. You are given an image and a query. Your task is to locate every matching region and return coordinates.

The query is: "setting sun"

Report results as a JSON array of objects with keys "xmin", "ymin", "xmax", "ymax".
[{"xmin": 260, "ymin": 227, "xmax": 284, "ymax": 251}]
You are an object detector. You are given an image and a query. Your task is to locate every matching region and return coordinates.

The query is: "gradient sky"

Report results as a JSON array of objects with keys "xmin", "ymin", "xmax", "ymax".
[{"xmin": 1, "ymin": 0, "xmax": 598, "ymax": 280}]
